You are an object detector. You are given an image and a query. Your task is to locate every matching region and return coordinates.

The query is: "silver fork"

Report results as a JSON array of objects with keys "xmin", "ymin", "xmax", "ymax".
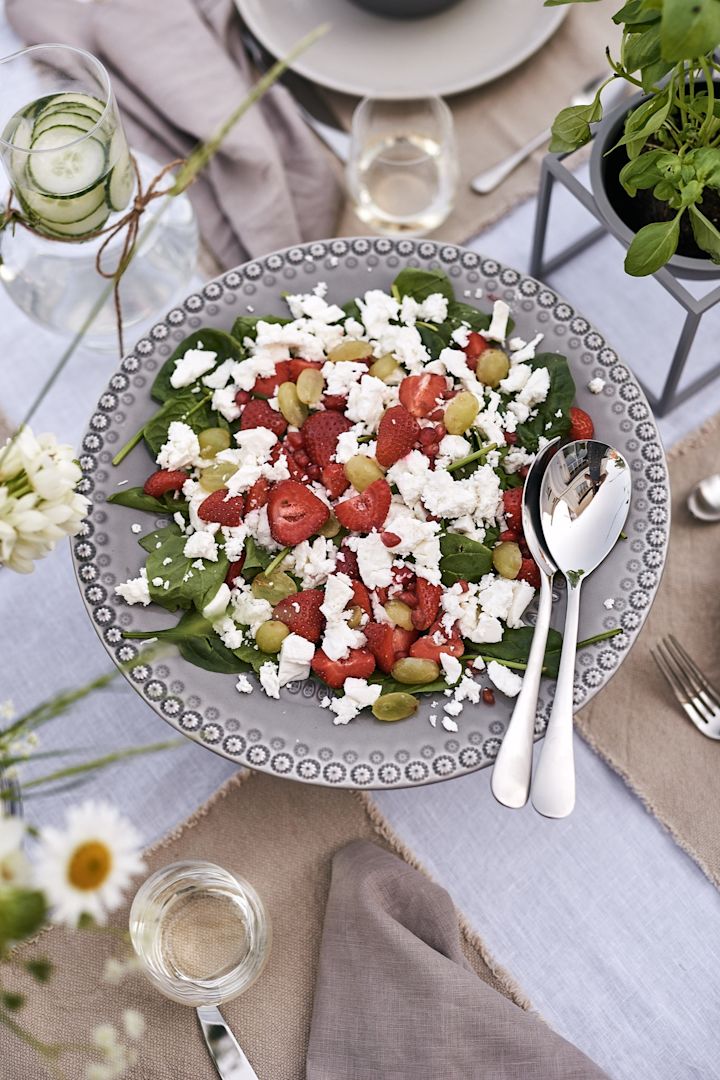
[{"xmin": 651, "ymin": 635, "xmax": 720, "ymax": 740}]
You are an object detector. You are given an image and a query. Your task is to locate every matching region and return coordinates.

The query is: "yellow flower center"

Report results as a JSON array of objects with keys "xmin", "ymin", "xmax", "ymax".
[{"xmin": 67, "ymin": 841, "xmax": 113, "ymax": 891}]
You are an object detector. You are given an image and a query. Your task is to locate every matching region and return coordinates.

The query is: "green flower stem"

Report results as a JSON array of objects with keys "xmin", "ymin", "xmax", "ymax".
[
  {"xmin": 264, "ymin": 547, "xmax": 291, "ymax": 577},
  {"xmin": 4, "ymin": 472, "xmax": 32, "ymax": 498},
  {"xmin": 20, "ymin": 740, "xmax": 181, "ymax": 793},
  {"xmin": 699, "ymin": 57, "xmax": 715, "ymax": 145},
  {"xmin": 446, "ymin": 443, "xmax": 498, "ymax": 473}
]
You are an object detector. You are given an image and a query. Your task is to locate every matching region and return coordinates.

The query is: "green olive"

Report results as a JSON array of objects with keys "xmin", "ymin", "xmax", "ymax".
[
  {"xmin": 383, "ymin": 600, "xmax": 414, "ymax": 631},
  {"xmin": 277, "ymin": 381, "xmax": 308, "ymax": 427},
  {"xmin": 319, "ymin": 513, "xmax": 341, "ymax": 539},
  {"xmin": 255, "ymin": 620, "xmax": 290, "ymax": 653},
  {"xmin": 444, "ymin": 390, "xmax": 480, "ymax": 435},
  {"xmin": 372, "ymin": 692, "xmax": 419, "ymax": 722},
  {"xmin": 199, "ymin": 461, "xmax": 237, "ymax": 492},
  {"xmin": 492, "ymin": 541, "xmax": 522, "ymax": 580},
  {"xmin": 390, "ymin": 657, "xmax": 440, "ymax": 685},
  {"xmin": 296, "ymin": 367, "xmax": 324, "ymax": 405},
  {"xmin": 343, "ymin": 454, "xmax": 385, "ymax": 492},
  {"xmin": 251, "ymin": 571, "xmax": 298, "ymax": 605},
  {"xmin": 476, "ymin": 348, "xmax": 510, "ymax": 388},
  {"xmin": 198, "ymin": 427, "xmax": 231, "ymax": 458},
  {"xmin": 369, "ymin": 353, "xmax": 399, "ymax": 382},
  {"xmin": 327, "ymin": 339, "xmax": 372, "ymax": 362}
]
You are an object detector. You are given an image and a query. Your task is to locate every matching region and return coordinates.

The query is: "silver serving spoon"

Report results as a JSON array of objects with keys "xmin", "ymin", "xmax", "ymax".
[
  {"xmin": 197, "ymin": 1006, "xmax": 260, "ymax": 1079},
  {"xmin": 531, "ymin": 440, "xmax": 632, "ymax": 819},
  {"xmin": 491, "ymin": 438, "xmax": 559, "ymax": 809},
  {"xmin": 687, "ymin": 473, "xmax": 720, "ymax": 522}
]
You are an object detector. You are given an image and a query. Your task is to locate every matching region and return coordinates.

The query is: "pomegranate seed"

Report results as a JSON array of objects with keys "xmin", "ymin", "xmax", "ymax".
[
  {"xmin": 457, "ymin": 580, "xmax": 470, "ymax": 593},
  {"xmin": 519, "ymin": 539, "xmax": 531, "ymax": 557},
  {"xmin": 234, "ymin": 390, "xmax": 250, "ymax": 406},
  {"xmin": 393, "ymin": 567, "xmax": 415, "ymax": 586},
  {"xmin": 482, "ymin": 688, "xmax": 495, "ymax": 706},
  {"xmin": 428, "ymin": 408, "xmax": 445, "ymax": 422},
  {"xmin": 419, "ymin": 427, "xmax": 437, "ymax": 446},
  {"xmin": 442, "ymin": 388, "xmax": 459, "ymax": 400},
  {"xmin": 295, "ymin": 450, "xmax": 310, "ymax": 468},
  {"xmin": 381, "ymin": 531, "xmax": 401, "ymax": 548},
  {"xmin": 505, "ymin": 431, "xmax": 517, "ymax": 446},
  {"xmin": 434, "ymin": 424, "xmax": 447, "ymax": 440},
  {"xmin": 498, "ymin": 529, "xmax": 519, "ymax": 543},
  {"xmin": 424, "ymin": 443, "xmax": 439, "ymax": 458},
  {"xmin": 466, "ymin": 355, "xmax": 478, "ymax": 372},
  {"xmin": 307, "ymin": 464, "xmax": 321, "ymax": 481},
  {"xmin": 519, "ymin": 466, "xmax": 530, "ymax": 478},
  {"xmin": 286, "ymin": 431, "xmax": 304, "ymax": 449}
]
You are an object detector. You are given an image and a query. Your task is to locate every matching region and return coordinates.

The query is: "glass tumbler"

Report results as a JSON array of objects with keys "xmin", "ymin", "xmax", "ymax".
[
  {"xmin": 0, "ymin": 44, "xmax": 197, "ymax": 349},
  {"xmin": 346, "ymin": 96, "xmax": 458, "ymax": 236},
  {"xmin": 129, "ymin": 860, "xmax": 271, "ymax": 1007}
]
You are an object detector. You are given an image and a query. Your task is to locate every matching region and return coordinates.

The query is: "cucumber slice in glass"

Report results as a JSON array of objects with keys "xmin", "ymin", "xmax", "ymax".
[
  {"xmin": 19, "ymin": 181, "xmax": 106, "ymax": 225},
  {"xmin": 106, "ymin": 157, "xmax": 134, "ymax": 212},
  {"xmin": 41, "ymin": 199, "xmax": 111, "ymax": 238},
  {"xmin": 33, "ymin": 110, "xmax": 96, "ymax": 139},
  {"xmin": 28, "ymin": 127, "xmax": 107, "ymax": 196},
  {"xmin": 36, "ymin": 91, "xmax": 106, "ymax": 116}
]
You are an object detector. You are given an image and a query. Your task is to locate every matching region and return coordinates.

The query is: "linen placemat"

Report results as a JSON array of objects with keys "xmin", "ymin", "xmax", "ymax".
[
  {"xmin": 10, "ymin": 770, "xmax": 541, "ymax": 1079},
  {"xmin": 576, "ymin": 413, "xmax": 720, "ymax": 890},
  {"xmin": 332, "ymin": 2, "xmax": 621, "ymax": 245}
]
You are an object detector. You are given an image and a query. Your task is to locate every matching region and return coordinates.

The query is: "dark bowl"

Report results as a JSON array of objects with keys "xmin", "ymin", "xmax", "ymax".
[{"xmin": 348, "ymin": 0, "xmax": 461, "ymax": 17}]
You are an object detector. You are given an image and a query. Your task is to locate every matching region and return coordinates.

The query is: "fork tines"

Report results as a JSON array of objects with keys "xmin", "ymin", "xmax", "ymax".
[{"xmin": 651, "ymin": 635, "xmax": 720, "ymax": 735}]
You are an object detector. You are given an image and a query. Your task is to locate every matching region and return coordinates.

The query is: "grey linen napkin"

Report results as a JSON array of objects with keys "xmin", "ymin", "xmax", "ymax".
[
  {"xmin": 308, "ymin": 841, "xmax": 609, "ymax": 1080},
  {"xmin": 6, "ymin": 0, "xmax": 343, "ymax": 267}
]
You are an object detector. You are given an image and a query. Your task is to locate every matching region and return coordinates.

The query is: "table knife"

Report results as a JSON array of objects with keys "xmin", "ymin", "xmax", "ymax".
[
  {"xmin": 197, "ymin": 1005, "xmax": 260, "ymax": 1080},
  {"xmin": 240, "ymin": 28, "xmax": 351, "ymax": 163}
]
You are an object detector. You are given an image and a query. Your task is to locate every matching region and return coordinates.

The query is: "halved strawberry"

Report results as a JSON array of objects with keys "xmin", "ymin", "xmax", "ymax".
[
  {"xmin": 502, "ymin": 487, "xmax": 524, "ymax": 532},
  {"xmin": 288, "ymin": 358, "xmax": 323, "ymax": 381},
  {"xmin": 252, "ymin": 360, "xmax": 291, "ymax": 397},
  {"xmin": 143, "ymin": 469, "xmax": 188, "ymax": 497},
  {"xmin": 240, "ymin": 398, "xmax": 287, "ymax": 438},
  {"xmin": 349, "ymin": 580, "xmax": 372, "ymax": 617},
  {"xmin": 322, "ymin": 462, "xmax": 350, "ymax": 500},
  {"xmin": 302, "ymin": 411, "xmax": 353, "ymax": 466},
  {"xmin": 267, "ymin": 480, "xmax": 329, "ymax": 545},
  {"xmin": 411, "ymin": 577, "xmax": 442, "ymax": 631},
  {"xmin": 198, "ymin": 488, "xmax": 245, "ymax": 527},
  {"xmin": 245, "ymin": 476, "xmax": 270, "ymax": 513},
  {"xmin": 225, "ymin": 555, "xmax": 246, "ymax": 588},
  {"xmin": 375, "ymin": 405, "xmax": 420, "ymax": 468},
  {"xmin": 409, "ymin": 619, "xmax": 463, "ymax": 662},
  {"xmin": 568, "ymin": 406, "xmax": 594, "ymax": 441},
  {"xmin": 392, "ymin": 626, "xmax": 418, "ymax": 656},
  {"xmin": 335, "ymin": 478, "xmax": 391, "ymax": 533},
  {"xmin": 312, "ymin": 647, "xmax": 376, "ymax": 689},
  {"xmin": 398, "ymin": 374, "xmax": 447, "ymax": 418},
  {"xmin": 517, "ymin": 557, "xmax": 541, "ymax": 590},
  {"xmin": 273, "ymin": 589, "xmax": 324, "ymax": 643},
  {"xmin": 463, "ymin": 331, "xmax": 489, "ymax": 371},
  {"xmin": 364, "ymin": 622, "xmax": 395, "ymax": 674}
]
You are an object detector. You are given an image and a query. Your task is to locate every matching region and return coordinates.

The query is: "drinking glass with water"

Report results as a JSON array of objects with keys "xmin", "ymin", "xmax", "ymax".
[{"xmin": 347, "ymin": 96, "xmax": 458, "ymax": 236}]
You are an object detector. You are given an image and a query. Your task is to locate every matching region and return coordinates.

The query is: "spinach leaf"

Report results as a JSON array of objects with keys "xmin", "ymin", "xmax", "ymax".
[
  {"xmin": 140, "ymin": 523, "xmax": 229, "ymax": 613},
  {"xmin": 124, "ymin": 609, "xmax": 213, "ymax": 643},
  {"xmin": 369, "ymin": 674, "xmax": 449, "ymax": 697},
  {"xmin": 445, "ymin": 301, "xmax": 492, "ymax": 334},
  {"xmin": 342, "ymin": 299, "xmax": 362, "ymax": 321},
  {"xmin": 179, "ymin": 637, "xmax": 273, "ymax": 675},
  {"xmin": 231, "ymin": 313, "xmax": 289, "ymax": 342},
  {"xmin": 465, "ymin": 627, "xmax": 564, "ymax": 679},
  {"xmin": 107, "ymin": 487, "xmax": 186, "ymax": 516},
  {"xmin": 392, "ymin": 268, "xmax": 455, "ymax": 303},
  {"xmin": 439, "ymin": 533, "xmax": 493, "ymax": 586},
  {"xmin": 515, "ymin": 352, "xmax": 574, "ymax": 452},
  {"xmin": 151, "ymin": 329, "xmax": 243, "ymax": 404},
  {"xmin": 417, "ymin": 323, "xmax": 450, "ymax": 360},
  {"xmin": 240, "ymin": 537, "xmax": 272, "ymax": 582},
  {"xmin": 143, "ymin": 391, "xmax": 226, "ymax": 456}
]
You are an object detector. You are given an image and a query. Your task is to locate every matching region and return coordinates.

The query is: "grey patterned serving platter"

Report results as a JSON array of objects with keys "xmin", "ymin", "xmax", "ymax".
[{"xmin": 72, "ymin": 238, "xmax": 670, "ymax": 790}]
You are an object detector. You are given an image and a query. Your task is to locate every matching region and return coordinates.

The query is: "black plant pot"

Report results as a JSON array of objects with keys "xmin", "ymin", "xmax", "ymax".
[{"xmin": 589, "ymin": 94, "xmax": 720, "ymax": 281}]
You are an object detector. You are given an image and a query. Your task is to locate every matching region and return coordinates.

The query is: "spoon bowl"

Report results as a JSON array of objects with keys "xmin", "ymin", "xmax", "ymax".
[
  {"xmin": 687, "ymin": 473, "xmax": 720, "ymax": 523},
  {"xmin": 531, "ymin": 440, "xmax": 631, "ymax": 818}
]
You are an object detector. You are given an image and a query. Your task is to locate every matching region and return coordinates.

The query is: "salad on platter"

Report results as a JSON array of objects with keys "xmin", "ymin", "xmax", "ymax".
[{"xmin": 110, "ymin": 268, "xmax": 601, "ymax": 729}]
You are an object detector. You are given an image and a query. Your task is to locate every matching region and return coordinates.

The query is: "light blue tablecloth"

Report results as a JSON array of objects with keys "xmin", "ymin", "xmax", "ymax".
[{"xmin": 1, "ymin": 10, "xmax": 720, "ymax": 1078}]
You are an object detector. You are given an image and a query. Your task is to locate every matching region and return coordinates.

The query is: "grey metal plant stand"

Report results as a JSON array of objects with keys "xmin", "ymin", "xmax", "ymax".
[{"xmin": 529, "ymin": 151, "xmax": 720, "ymax": 417}]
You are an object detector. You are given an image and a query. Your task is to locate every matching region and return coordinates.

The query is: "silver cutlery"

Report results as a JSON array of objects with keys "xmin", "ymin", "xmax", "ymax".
[
  {"xmin": 470, "ymin": 75, "xmax": 626, "ymax": 195},
  {"xmin": 531, "ymin": 440, "xmax": 632, "ymax": 818},
  {"xmin": 491, "ymin": 438, "xmax": 559, "ymax": 809},
  {"xmin": 651, "ymin": 636, "xmax": 720, "ymax": 740},
  {"xmin": 240, "ymin": 29, "xmax": 351, "ymax": 163},
  {"xmin": 687, "ymin": 473, "xmax": 720, "ymax": 522},
  {"xmin": 197, "ymin": 1005, "xmax": 260, "ymax": 1079}
]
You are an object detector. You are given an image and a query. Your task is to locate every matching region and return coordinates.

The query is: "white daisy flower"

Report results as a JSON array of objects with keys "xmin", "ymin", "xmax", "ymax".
[
  {"xmin": 33, "ymin": 800, "xmax": 145, "ymax": 927},
  {"xmin": 0, "ymin": 427, "xmax": 89, "ymax": 574},
  {"xmin": 0, "ymin": 813, "xmax": 31, "ymax": 887}
]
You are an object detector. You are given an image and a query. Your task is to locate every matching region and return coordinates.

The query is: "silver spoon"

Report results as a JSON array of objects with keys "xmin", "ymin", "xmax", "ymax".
[
  {"xmin": 491, "ymin": 438, "xmax": 559, "ymax": 809},
  {"xmin": 470, "ymin": 75, "xmax": 627, "ymax": 195},
  {"xmin": 197, "ymin": 1006, "xmax": 260, "ymax": 1079},
  {"xmin": 531, "ymin": 440, "xmax": 632, "ymax": 819},
  {"xmin": 687, "ymin": 473, "xmax": 720, "ymax": 522}
]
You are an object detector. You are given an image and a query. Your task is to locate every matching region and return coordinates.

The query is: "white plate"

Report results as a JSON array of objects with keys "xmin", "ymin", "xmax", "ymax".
[{"xmin": 235, "ymin": 0, "xmax": 568, "ymax": 100}]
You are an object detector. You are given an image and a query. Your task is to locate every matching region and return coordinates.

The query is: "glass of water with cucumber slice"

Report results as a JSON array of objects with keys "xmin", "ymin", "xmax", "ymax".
[{"xmin": 0, "ymin": 44, "xmax": 197, "ymax": 347}]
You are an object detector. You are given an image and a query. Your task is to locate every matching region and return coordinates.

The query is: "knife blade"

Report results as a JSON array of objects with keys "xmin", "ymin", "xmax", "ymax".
[
  {"xmin": 240, "ymin": 28, "xmax": 351, "ymax": 163},
  {"xmin": 197, "ymin": 1005, "xmax": 259, "ymax": 1080}
]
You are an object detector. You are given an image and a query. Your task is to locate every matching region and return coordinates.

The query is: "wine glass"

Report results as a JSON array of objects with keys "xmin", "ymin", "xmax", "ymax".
[{"xmin": 0, "ymin": 44, "xmax": 197, "ymax": 350}]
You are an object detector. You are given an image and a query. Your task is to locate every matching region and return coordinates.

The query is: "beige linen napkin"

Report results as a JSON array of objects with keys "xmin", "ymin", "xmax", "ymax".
[
  {"xmin": 6, "ymin": 0, "xmax": 343, "ymax": 267},
  {"xmin": 307, "ymin": 840, "xmax": 609, "ymax": 1080}
]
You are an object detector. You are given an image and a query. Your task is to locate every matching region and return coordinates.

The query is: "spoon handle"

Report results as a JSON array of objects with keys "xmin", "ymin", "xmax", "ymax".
[
  {"xmin": 531, "ymin": 582, "xmax": 581, "ymax": 819},
  {"xmin": 491, "ymin": 570, "xmax": 554, "ymax": 808}
]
